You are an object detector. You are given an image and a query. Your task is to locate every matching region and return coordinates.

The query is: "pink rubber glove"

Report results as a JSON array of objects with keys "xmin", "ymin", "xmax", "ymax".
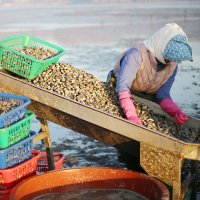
[
  {"xmin": 119, "ymin": 91, "xmax": 143, "ymax": 126},
  {"xmin": 160, "ymin": 98, "xmax": 188, "ymax": 125}
]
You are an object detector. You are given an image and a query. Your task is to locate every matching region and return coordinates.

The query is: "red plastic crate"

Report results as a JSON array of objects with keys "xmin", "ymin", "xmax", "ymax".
[
  {"xmin": 36, "ymin": 151, "xmax": 64, "ymax": 174},
  {"xmin": 0, "ymin": 189, "xmax": 10, "ymax": 200},
  {"xmin": 0, "ymin": 151, "xmax": 40, "ymax": 190}
]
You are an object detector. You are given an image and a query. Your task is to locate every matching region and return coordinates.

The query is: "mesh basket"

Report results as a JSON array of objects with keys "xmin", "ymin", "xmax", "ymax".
[
  {"xmin": 0, "ymin": 189, "xmax": 10, "ymax": 200},
  {"xmin": 0, "ymin": 111, "xmax": 35, "ymax": 149},
  {"xmin": 0, "ymin": 93, "xmax": 30, "ymax": 128},
  {"xmin": 0, "ymin": 35, "xmax": 64, "ymax": 80},
  {"xmin": 0, "ymin": 131, "xmax": 37, "ymax": 169},
  {"xmin": 0, "ymin": 151, "xmax": 40, "ymax": 190},
  {"xmin": 36, "ymin": 151, "xmax": 64, "ymax": 174}
]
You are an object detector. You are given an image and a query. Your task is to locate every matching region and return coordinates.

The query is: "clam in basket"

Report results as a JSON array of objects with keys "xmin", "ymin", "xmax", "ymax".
[
  {"xmin": 0, "ymin": 151, "xmax": 40, "ymax": 190},
  {"xmin": 0, "ymin": 35, "xmax": 64, "ymax": 80},
  {"xmin": 0, "ymin": 93, "xmax": 30, "ymax": 128}
]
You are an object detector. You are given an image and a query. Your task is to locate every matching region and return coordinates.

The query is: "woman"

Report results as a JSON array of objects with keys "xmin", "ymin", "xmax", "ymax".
[{"xmin": 111, "ymin": 23, "xmax": 193, "ymax": 126}]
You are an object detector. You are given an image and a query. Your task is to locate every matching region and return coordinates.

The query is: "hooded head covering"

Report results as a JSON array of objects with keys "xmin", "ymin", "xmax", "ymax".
[
  {"xmin": 163, "ymin": 35, "xmax": 192, "ymax": 62},
  {"xmin": 143, "ymin": 23, "xmax": 193, "ymax": 64}
]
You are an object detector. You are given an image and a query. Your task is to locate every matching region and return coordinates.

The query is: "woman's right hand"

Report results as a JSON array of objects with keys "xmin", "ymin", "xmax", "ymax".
[
  {"xmin": 127, "ymin": 116, "xmax": 143, "ymax": 126},
  {"xmin": 118, "ymin": 91, "xmax": 143, "ymax": 126}
]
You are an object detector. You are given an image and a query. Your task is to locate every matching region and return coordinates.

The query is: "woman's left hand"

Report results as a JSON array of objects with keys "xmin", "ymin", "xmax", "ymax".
[
  {"xmin": 175, "ymin": 111, "xmax": 188, "ymax": 125},
  {"xmin": 159, "ymin": 98, "xmax": 189, "ymax": 125}
]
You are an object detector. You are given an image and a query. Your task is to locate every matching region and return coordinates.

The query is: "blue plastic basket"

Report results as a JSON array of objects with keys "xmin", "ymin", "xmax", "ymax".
[
  {"xmin": 0, "ymin": 111, "xmax": 35, "ymax": 150},
  {"xmin": 0, "ymin": 131, "xmax": 36, "ymax": 169},
  {"xmin": 0, "ymin": 93, "xmax": 30, "ymax": 128}
]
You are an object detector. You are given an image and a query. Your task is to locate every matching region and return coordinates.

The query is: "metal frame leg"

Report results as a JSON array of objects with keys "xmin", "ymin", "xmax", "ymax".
[
  {"xmin": 40, "ymin": 118, "xmax": 55, "ymax": 171},
  {"xmin": 172, "ymin": 159, "xmax": 182, "ymax": 200},
  {"xmin": 33, "ymin": 118, "xmax": 55, "ymax": 171}
]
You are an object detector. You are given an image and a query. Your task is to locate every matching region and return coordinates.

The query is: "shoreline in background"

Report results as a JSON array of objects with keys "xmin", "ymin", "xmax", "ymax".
[{"xmin": 0, "ymin": 1, "xmax": 200, "ymax": 42}]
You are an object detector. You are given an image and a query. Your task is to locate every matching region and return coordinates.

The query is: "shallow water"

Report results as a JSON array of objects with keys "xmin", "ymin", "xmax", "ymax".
[{"xmin": 31, "ymin": 189, "xmax": 147, "ymax": 200}]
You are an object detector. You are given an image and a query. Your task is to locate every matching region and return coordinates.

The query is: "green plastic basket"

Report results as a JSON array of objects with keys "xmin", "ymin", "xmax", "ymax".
[
  {"xmin": 0, "ymin": 111, "xmax": 35, "ymax": 149},
  {"xmin": 0, "ymin": 35, "xmax": 64, "ymax": 80}
]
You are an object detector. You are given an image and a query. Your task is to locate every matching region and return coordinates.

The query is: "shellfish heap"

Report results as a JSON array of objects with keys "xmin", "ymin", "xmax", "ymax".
[
  {"xmin": 0, "ymin": 99, "xmax": 23, "ymax": 116},
  {"xmin": 17, "ymin": 47, "xmax": 56, "ymax": 60},
  {"xmin": 31, "ymin": 63, "xmax": 123, "ymax": 117},
  {"xmin": 27, "ymin": 62, "xmax": 199, "ymax": 144}
]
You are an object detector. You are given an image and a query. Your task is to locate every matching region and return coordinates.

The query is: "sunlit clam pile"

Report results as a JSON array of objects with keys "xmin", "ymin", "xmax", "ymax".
[
  {"xmin": 26, "ymin": 62, "xmax": 199, "ymax": 144},
  {"xmin": 0, "ymin": 99, "xmax": 23, "ymax": 116},
  {"xmin": 17, "ymin": 47, "xmax": 56, "ymax": 60},
  {"xmin": 135, "ymin": 102, "xmax": 199, "ymax": 143},
  {"xmin": 30, "ymin": 63, "xmax": 123, "ymax": 117}
]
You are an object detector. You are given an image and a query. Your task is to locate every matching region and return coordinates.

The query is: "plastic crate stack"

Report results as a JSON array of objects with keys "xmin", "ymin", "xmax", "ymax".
[
  {"xmin": 0, "ymin": 35, "xmax": 65, "ymax": 177},
  {"xmin": 0, "ymin": 93, "xmax": 40, "ymax": 199}
]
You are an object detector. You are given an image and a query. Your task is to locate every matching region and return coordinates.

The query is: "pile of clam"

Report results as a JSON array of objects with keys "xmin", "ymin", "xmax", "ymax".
[
  {"xmin": 30, "ymin": 63, "xmax": 123, "ymax": 117},
  {"xmin": 28, "ymin": 62, "xmax": 199, "ymax": 144},
  {"xmin": 17, "ymin": 47, "xmax": 56, "ymax": 60},
  {"xmin": 0, "ymin": 99, "xmax": 23, "ymax": 116},
  {"xmin": 134, "ymin": 102, "xmax": 199, "ymax": 143}
]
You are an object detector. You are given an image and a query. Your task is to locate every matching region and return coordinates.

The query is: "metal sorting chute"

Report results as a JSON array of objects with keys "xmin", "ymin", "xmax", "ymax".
[{"xmin": 0, "ymin": 68, "xmax": 199, "ymax": 200}]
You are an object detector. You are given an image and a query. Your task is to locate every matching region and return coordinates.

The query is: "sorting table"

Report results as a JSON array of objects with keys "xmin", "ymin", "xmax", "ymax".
[{"xmin": 0, "ymin": 68, "xmax": 199, "ymax": 200}]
